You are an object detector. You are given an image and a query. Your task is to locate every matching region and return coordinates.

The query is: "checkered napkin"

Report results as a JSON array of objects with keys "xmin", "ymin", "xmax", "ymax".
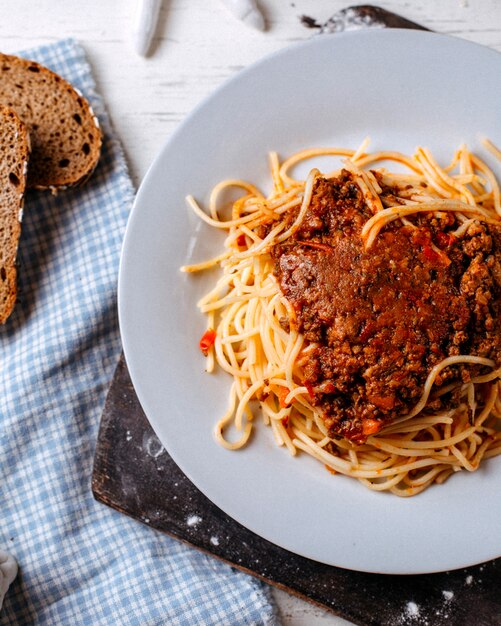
[{"xmin": 0, "ymin": 39, "xmax": 278, "ymax": 625}]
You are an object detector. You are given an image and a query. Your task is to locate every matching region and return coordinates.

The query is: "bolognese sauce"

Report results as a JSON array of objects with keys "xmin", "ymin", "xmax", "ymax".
[{"xmin": 272, "ymin": 171, "xmax": 501, "ymax": 443}]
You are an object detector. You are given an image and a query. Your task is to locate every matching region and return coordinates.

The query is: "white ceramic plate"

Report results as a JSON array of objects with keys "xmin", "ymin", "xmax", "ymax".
[{"xmin": 119, "ymin": 29, "xmax": 501, "ymax": 574}]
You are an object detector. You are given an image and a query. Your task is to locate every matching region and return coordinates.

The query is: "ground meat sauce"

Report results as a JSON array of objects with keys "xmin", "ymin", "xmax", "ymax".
[{"xmin": 272, "ymin": 171, "xmax": 501, "ymax": 443}]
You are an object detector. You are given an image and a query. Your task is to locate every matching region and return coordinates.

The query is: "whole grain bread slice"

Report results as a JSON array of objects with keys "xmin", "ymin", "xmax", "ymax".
[
  {"xmin": 0, "ymin": 53, "xmax": 101, "ymax": 190},
  {"xmin": 0, "ymin": 106, "xmax": 29, "ymax": 323}
]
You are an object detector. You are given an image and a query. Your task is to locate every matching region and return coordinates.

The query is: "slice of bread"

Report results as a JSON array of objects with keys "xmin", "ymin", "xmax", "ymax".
[
  {"xmin": 0, "ymin": 53, "xmax": 101, "ymax": 190},
  {"xmin": 0, "ymin": 106, "xmax": 29, "ymax": 323}
]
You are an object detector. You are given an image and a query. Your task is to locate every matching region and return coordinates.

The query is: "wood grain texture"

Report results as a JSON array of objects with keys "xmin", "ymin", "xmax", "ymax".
[{"xmin": 92, "ymin": 355, "xmax": 501, "ymax": 626}]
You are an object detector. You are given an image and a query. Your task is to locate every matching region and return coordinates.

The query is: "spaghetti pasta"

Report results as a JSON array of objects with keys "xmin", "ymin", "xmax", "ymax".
[{"xmin": 181, "ymin": 141, "xmax": 501, "ymax": 496}]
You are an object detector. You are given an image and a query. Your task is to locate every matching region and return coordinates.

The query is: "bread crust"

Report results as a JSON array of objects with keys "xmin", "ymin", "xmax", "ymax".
[
  {"xmin": 0, "ymin": 106, "xmax": 29, "ymax": 323},
  {"xmin": 0, "ymin": 54, "xmax": 102, "ymax": 190}
]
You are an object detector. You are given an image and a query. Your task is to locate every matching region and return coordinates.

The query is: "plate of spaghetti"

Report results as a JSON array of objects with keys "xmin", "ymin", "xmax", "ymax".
[{"xmin": 119, "ymin": 29, "xmax": 501, "ymax": 573}]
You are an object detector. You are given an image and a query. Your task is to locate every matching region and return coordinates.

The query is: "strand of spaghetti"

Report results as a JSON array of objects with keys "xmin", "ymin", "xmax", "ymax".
[
  {"xmin": 220, "ymin": 250, "xmax": 253, "ymax": 268},
  {"xmin": 362, "ymin": 459, "xmax": 456, "ymax": 483},
  {"xmin": 363, "ymin": 199, "xmax": 494, "ymax": 236},
  {"xmin": 379, "ymin": 411, "xmax": 456, "ymax": 435},
  {"xmin": 260, "ymin": 396, "xmax": 290, "ymax": 421},
  {"xmin": 360, "ymin": 474, "xmax": 414, "ymax": 493},
  {"xmin": 267, "ymin": 186, "xmax": 303, "ymax": 209},
  {"xmin": 473, "ymin": 384, "xmax": 499, "ymax": 428},
  {"xmin": 275, "ymin": 168, "xmax": 319, "ymax": 242},
  {"xmin": 186, "ymin": 194, "xmax": 264, "ymax": 229},
  {"xmin": 467, "ymin": 382, "xmax": 476, "ymax": 422},
  {"xmin": 284, "ymin": 386, "xmax": 308, "ymax": 405},
  {"xmin": 230, "ymin": 194, "xmax": 254, "ymax": 221},
  {"xmin": 292, "ymin": 429, "xmax": 354, "ymax": 473},
  {"xmin": 270, "ymin": 417, "xmax": 287, "ymax": 446},
  {"xmin": 449, "ymin": 174, "xmax": 486, "ymax": 185},
  {"xmin": 293, "ymin": 431, "xmax": 456, "ymax": 478},
  {"xmin": 263, "ymin": 293, "xmax": 291, "ymax": 348},
  {"xmin": 270, "ymin": 196, "xmax": 303, "ymax": 215},
  {"xmin": 270, "ymin": 417, "xmax": 284, "ymax": 446},
  {"xmin": 459, "ymin": 145, "xmax": 486, "ymax": 198},
  {"xmin": 366, "ymin": 439, "xmax": 450, "ymax": 456},
  {"xmin": 425, "ymin": 424, "xmax": 446, "ymax": 442},
  {"xmin": 466, "ymin": 434, "xmax": 479, "ymax": 460},
  {"xmin": 234, "ymin": 379, "xmax": 264, "ymax": 430},
  {"xmin": 289, "ymin": 416, "xmax": 324, "ymax": 441},
  {"xmin": 350, "ymin": 136, "xmax": 371, "ymax": 163},
  {"xmin": 237, "ymin": 207, "xmax": 276, "ymax": 230},
  {"xmin": 231, "ymin": 221, "xmax": 286, "ymax": 260},
  {"xmin": 280, "ymin": 422, "xmax": 298, "ymax": 456},
  {"xmin": 180, "ymin": 250, "xmax": 232, "ymax": 273},
  {"xmin": 364, "ymin": 168, "xmax": 383, "ymax": 194},
  {"xmin": 416, "ymin": 146, "xmax": 477, "ymax": 206},
  {"xmin": 484, "ymin": 438, "xmax": 501, "ymax": 460},
  {"xmin": 269, "ymin": 151, "xmax": 284, "ymax": 194},
  {"xmin": 414, "ymin": 150, "xmax": 460, "ymax": 200},
  {"xmin": 341, "ymin": 454, "xmax": 398, "ymax": 471},
  {"xmin": 371, "ymin": 428, "xmax": 478, "ymax": 452},
  {"xmin": 197, "ymin": 272, "xmax": 235, "ymax": 308},
  {"xmin": 449, "ymin": 444, "xmax": 477, "ymax": 472},
  {"xmin": 362, "ymin": 211, "xmax": 410, "ymax": 249},
  {"xmin": 260, "ymin": 310, "xmax": 287, "ymax": 371},
  {"xmin": 231, "ymin": 297, "xmax": 250, "ymax": 336},
  {"xmin": 209, "ymin": 179, "xmax": 264, "ymax": 220},
  {"xmin": 232, "ymin": 272, "xmax": 274, "ymax": 295},
  {"xmin": 200, "ymin": 286, "xmax": 276, "ymax": 313},
  {"xmin": 214, "ymin": 383, "xmax": 252, "ymax": 450},
  {"xmin": 403, "ymin": 355, "xmax": 496, "ymax": 421},
  {"xmin": 291, "ymin": 395, "xmax": 329, "ymax": 436},
  {"xmin": 220, "ymin": 326, "xmax": 260, "ymax": 344},
  {"xmin": 379, "ymin": 172, "xmax": 426, "ymax": 185},
  {"xmin": 364, "ymin": 478, "xmax": 421, "ymax": 496},
  {"xmin": 482, "ymin": 137, "xmax": 501, "ymax": 162},
  {"xmin": 343, "ymin": 160, "xmax": 384, "ymax": 214},
  {"xmin": 271, "ymin": 418, "xmax": 297, "ymax": 455},
  {"xmin": 389, "ymin": 470, "xmax": 453, "ymax": 496},
  {"xmin": 264, "ymin": 318, "xmax": 289, "ymax": 372},
  {"xmin": 348, "ymin": 448, "xmax": 358, "ymax": 465},
  {"xmin": 446, "ymin": 146, "xmax": 464, "ymax": 173},
  {"xmin": 495, "ymin": 382, "xmax": 501, "ymax": 415},
  {"xmin": 214, "ymin": 308, "xmax": 251, "ymax": 377},
  {"xmin": 236, "ymin": 223, "xmax": 265, "ymax": 245},
  {"xmin": 279, "ymin": 148, "xmax": 355, "ymax": 185},
  {"xmin": 474, "ymin": 433, "xmax": 501, "ymax": 462},
  {"xmin": 361, "ymin": 200, "xmax": 497, "ymax": 247},
  {"xmin": 223, "ymin": 307, "xmax": 251, "ymax": 359},
  {"xmin": 352, "ymin": 151, "xmax": 423, "ymax": 173},
  {"xmin": 284, "ymin": 333, "xmax": 304, "ymax": 388},
  {"xmin": 317, "ymin": 436, "xmax": 332, "ymax": 448},
  {"xmin": 216, "ymin": 342, "xmax": 247, "ymax": 379},
  {"xmin": 469, "ymin": 191, "xmax": 495, "ymax": 204},
  {"xmin": 452, "ymin": 217, "xmax": 478, "ymax": 237},
  {"xmin": 470, "ymin": 153, "xmax": 501, "ymax": 215}
]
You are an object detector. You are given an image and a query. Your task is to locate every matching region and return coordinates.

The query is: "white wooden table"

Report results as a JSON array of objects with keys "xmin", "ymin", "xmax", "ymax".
[{"xmin": 1, "ymin": 1, "xmax": 499, "ymax": 623}]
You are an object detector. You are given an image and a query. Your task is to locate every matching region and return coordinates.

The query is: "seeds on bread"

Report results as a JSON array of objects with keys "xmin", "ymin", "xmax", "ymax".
[
  {"xmin": 0, "ymin": 106, "xmax": 29, "ymax": 323},
  {"xmin": 0, "ymin": 53, "xmax": 101, "ymax": 190}
]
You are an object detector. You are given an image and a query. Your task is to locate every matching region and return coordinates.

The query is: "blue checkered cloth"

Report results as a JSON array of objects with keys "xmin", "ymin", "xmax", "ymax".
[{"xmin": 0, "ymin": 39, "xmax": 278, "ymax": 625}]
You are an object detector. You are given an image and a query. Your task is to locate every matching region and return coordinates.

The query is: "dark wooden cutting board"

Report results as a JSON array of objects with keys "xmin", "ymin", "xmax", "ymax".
[
  {"xmin": 92, "ymin": 7, "xmax": 501, "ymax": 626},
  {"xmin": 92, "ymin": 355, "xmax": 501, "ymax": 626}
]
